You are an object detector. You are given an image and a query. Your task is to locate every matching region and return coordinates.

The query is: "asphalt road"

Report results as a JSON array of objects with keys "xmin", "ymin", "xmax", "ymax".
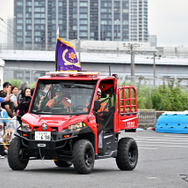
[{"xmin": 1, "ymin": 130, "xmax": 188, "ymax": 188}]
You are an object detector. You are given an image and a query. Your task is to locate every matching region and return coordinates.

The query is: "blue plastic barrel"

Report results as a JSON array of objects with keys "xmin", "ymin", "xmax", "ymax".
[{"xmin": 155, "ymin": 112, "xmax": 188, "ymax": 133}]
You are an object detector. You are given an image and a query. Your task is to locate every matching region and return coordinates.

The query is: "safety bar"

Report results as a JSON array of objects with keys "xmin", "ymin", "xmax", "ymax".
[{"xmin": 118, "ymin": 85, "xmax": 137, "ymax": 114}]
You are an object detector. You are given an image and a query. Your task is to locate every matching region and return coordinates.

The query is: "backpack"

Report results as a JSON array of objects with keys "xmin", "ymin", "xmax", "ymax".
[{"xmin": 0, "ymin": 108, "xmax": 9, "ymax": 124}]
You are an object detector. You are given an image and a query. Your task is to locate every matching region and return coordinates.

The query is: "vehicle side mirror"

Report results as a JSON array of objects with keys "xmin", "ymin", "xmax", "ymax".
[{"xmin": 93, "ymin": 100, "xmax": 101, "ymax": 112}]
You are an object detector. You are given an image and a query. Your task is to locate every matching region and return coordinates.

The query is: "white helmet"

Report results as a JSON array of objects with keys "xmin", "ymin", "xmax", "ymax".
[{"xmin": 97, "ymin": 88, "xmax": 101, "ymax": 96}]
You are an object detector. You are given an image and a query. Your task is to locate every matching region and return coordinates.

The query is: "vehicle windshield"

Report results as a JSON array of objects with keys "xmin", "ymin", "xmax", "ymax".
[{"xmin": 30, "ymin": 80, "xmax": 96, "ymax": 115}]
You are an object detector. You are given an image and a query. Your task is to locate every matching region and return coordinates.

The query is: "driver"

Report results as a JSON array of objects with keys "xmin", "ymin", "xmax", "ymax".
[
  {"xmin": 44, "ymin": 88, "xmax": 71, "ymax": 112},
  {"xmin": 95, "ymin": 88, "xmax": 108, "ymax": 118},
  {"xmin": 95, "ymin": 88, "xmax": 108, "ymax": 151}
]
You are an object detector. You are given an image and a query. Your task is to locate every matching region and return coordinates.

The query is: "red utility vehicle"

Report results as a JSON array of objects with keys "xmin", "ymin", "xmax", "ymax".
[{"xmin": 8, "ymin": 72, "xmax": 138, "ymax": 174}]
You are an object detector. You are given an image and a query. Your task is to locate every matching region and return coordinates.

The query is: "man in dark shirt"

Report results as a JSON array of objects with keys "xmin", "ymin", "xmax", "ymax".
[{"xmin": 0, "ymin": 82, "xmax": 14, "ymax": 118}]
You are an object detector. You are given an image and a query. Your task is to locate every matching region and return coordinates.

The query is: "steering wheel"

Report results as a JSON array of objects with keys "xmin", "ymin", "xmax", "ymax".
[{"xmin": 75, "ymin": 105, "xmax": 87, "ymax": 111}]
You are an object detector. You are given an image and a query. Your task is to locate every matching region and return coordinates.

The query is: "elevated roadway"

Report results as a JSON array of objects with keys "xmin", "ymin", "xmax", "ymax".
[{"xmin": 1, "ymin": 50, "xmax": 188, "ymax": 85}]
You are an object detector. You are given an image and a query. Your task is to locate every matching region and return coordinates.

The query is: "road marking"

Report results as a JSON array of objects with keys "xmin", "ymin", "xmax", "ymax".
[
  {"xmin": 134, "ymin": 136, "xmax": 188, "ymax": 140},
  {"xmin": 138, "ymin": 144, "xmax": 188, "ymax": 149},
  {"xmin": 136, "ymin": 140, "xmax": 188, "ymax": 145},
  {"xmin": 134, "ymin": 134, "xmax": 188, "ymax": 149},
  {"xmin": 138, "ymin": 146, "xmax": 157, "ymax": 150},
  {"xmin": 164, "ymin": 134, "xmax": 188, "ymax": 138},
  {"xmin": 147, "ymin": 176, "xmax": 157, "ymax": 180}
]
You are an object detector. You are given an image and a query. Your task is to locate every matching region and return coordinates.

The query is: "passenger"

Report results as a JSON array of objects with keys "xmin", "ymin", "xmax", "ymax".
[
  {"xmin": 37, "ymin": 94, "xmax": 45, "ymax": 111},
  {"xmin": 82, "ymin": 96, "xmax": 91, "ymax": 112},
  {"xmin": 17, "ymin": 88, "xmax": 32, "ymax": 125},
  {"xmin": 44, "ymin": 88, "xmax": 71, "ymax": 112},
  {"xmin": 0, "ymin": 82, "xmax": 14, "ymax": 118},
  {"xmin": 83, "ymin": 102, "xmax": 90, "ymax": 112},
  {"xmin": 36, "ymin": 84, "xmax": 51, "ymax": 110}
]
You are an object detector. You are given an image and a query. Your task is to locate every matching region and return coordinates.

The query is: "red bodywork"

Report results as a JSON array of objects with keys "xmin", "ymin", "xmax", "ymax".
[{"xmin": 22, "ymin": 72, "xmax": 138, "ymax": 154}]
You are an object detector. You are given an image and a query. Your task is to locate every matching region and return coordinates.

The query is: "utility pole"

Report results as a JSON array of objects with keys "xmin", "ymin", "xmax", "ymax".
[
  {"xmin": 153, "ymin": 52, "xmax": 156, "ymax": 86},
  {"xmin": 130, "ymin": 44, "xmax": 135, "ymax": 83},
  {"xmin": 78, "ymin": 39, "xmax": 81, "ymax": 65},
  {"xmin": 153, "ymin": 52, "xmax": 161, "ymax": 86},
  {"xmin": 123, "ymin": 43, "xmax": 141, "ymax": 84}
]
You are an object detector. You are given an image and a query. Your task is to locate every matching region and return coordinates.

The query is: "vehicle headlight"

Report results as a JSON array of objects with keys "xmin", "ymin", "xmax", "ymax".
[
  {"xmin": 21, "ymin": 121, "xmax": 31, "ymax": 131},
  {"xmin": 68, "ymin": 122, "xmax": 86, "ymax": 131}
]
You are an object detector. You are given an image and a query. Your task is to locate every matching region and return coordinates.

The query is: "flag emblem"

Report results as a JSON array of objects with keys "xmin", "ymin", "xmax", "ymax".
[{"xmin": 55, "ymin": 38, "xmax": 81, "ymax": 71}]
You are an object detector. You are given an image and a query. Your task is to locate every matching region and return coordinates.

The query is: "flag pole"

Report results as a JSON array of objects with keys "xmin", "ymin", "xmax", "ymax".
[{"xmin": 55, "ymin": 27, "xmax": 59, "ymax": 71}]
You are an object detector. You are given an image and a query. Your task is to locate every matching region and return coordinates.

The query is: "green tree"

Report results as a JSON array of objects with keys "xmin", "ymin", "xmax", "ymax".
[{"xmin": 9, "ymin": 79, "xmax": 21, "ymax": 88}]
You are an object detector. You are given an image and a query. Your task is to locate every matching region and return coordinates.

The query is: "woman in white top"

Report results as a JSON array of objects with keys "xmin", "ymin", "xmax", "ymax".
[{"xmin": 9, "ymin": 86, "xmax": 19, "ymax": 114}]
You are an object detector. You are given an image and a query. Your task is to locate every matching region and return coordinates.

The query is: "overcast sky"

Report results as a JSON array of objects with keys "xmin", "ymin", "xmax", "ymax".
[
  {"xmin": 0, "ymin": 0, "xmax": 188, "ymax": 47},
  {"xmin": 148, "ymin": 0, "xmax": 188, "ymax": 47}
]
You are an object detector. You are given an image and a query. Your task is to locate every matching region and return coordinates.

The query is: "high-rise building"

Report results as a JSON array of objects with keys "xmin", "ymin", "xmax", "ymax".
[
  {"xmin": 129, "ymin": 0, "xmax": 148, "ymax": 42},
  {"xmin": 7, "ymin": 18, "xmax": 14, "ymax": 48},
  {"xmin": 14, "ymin": 0, "xmax": 148, "ymax": 50},
  {"xmin": 148, "ymin": 35, "xmax": 157, "ymax": 47}
]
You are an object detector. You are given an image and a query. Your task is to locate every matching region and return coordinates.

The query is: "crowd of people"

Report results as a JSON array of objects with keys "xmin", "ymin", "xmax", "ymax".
[{"xmin": 0, "ymin": 81, "xmax": 32, "ymax": 159}]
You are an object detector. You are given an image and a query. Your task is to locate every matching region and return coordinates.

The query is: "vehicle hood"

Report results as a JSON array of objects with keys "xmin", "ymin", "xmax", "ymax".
[{"xmin": 22, "ymin": 113, "xmax": 89, "ymax": 131}]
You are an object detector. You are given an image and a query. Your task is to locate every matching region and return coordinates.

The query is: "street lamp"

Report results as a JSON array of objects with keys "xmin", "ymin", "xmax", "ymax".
[{"xmin": 123, "ymin": 43, "xmax": 141, "ymax": 83}]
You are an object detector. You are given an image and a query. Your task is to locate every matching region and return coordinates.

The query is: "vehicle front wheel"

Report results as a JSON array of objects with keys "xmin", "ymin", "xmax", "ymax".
[
  {"xmin": 8, "ymin": 137, "xmax": 29, "ymax": 170},
  {"xmin": 116, "ymin": 137, "xmax": 138, "ymax": 170},
  {"xmin": 72, "ymin": 139, "xmax": 95, "ymax": 174},
  {"xmin": 54, "ymin": 160, "xmax": 72, "ymax": 167}
]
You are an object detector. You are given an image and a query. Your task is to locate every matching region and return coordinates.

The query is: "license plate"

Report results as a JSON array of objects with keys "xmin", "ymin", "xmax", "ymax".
[{"xmin": 35, "ymin": 132, "xmax": 51, "ymax": 141}]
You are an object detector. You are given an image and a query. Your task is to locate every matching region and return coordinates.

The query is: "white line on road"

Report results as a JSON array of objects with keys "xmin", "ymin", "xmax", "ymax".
[
  {"xmin": 138, "ymin": 146, "xmax": 158, "ymax": 150},
  {"xmin": 138, "ymin": 143, "xmax": 188, "ymax": 149},
  {"xmin": 136, "ymin": 140, "xmax": 188, "ymax": 145}
]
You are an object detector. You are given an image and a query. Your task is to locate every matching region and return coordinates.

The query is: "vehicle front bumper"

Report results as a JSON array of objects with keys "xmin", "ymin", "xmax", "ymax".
[
  {"xmin": 15, "ymin": 126, "xmax": 93, "ymax": 160},
  {"xmin": 15, "ymin": 129, "xmax": 80, "ymax": 160}
]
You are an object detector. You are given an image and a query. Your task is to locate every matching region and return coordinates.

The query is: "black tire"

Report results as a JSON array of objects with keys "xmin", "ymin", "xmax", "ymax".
[
  {"xmin": 54, "ymin": 160, "xmax": 72, "ymax": 167},
  {"xmin": 8, "ymin": 137, "xmax": 29, "ymax": 170},
  {"xmin": 116, "ymin": 137, "xmax": 138, "ymax": 170},
  {"xmin": 72, "ymin": 139, "xmax": 95, "ymax": 174}
]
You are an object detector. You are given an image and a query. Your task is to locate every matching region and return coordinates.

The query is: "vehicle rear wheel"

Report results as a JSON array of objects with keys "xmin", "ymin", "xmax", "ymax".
[
  {"xmin": 116, "ymin": 137, "xmax": 138, "ymax": 170},
  {"xmin": 72, "ymin": 139, "xmax": 95, "ymax": 174},
  {"xmin": 54, "ymin": 160, "xmax": 72, "ymax": 167},
  {"xmin": 8, "ymin": 137, "xmax": 29, "ymax": 170}
]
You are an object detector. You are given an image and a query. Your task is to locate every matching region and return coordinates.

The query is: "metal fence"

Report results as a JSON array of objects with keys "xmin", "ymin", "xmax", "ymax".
[
  {"xmin": 137, "ymin": 110, "xmax": 165, "ymax": 129},
  {"xmin": 0, "ymin": 117, "xmax": 19, "ymax": 138},
  {"xmin": 138, "ymin": 110, "xmax": 157, "ymax": 128},
  {"xmin": 3, "ymin": 67, "xmax": 49, "ymax": 86}
]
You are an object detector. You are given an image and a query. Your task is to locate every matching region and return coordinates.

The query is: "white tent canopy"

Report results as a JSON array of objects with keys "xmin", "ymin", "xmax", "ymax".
[{"xmin": 0, "ymin": 58, "xmax": 5, "ymax": 89}]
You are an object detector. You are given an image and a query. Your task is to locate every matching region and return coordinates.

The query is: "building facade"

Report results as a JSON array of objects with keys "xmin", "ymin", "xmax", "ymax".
[
  {"xmin": 129, "ymin": 0, "xmax": 148, "ymax": 42},
  {"xmin": 14, "ymin": 0, "xmax": 148, "ymax": 50}
]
